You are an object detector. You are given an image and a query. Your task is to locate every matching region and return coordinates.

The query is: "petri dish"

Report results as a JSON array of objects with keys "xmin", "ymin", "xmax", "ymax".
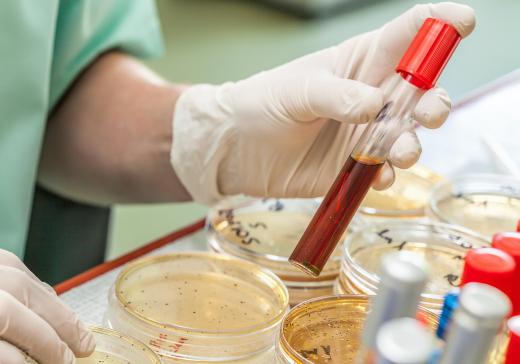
[
  {"xmin": 428, "ymin": 174, "xmax": 520, "ymax": 238},
  {"xmin": 335, "ymin": 221, "xmax": 490, "ymax": 311},
  {"xmin": 105, "ymin": 252, "xmax": 289, "ymax": 362},
  {"xmin": 275, "ymin": 295, "xmax": 438, "ymax": 364},
  {"xmin": 76, "ymin": 326, "xmax": 161, "ymax": 364},
  {"xmin": 207, "ymin": 198, "xmax": 354, "ymax": 306},
  {"xmin": 360, "ymin": 165, "xmax": 442, "ymax": 219}
]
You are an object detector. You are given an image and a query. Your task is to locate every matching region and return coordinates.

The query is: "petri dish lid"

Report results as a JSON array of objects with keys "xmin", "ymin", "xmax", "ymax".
[
  {"xmin": 278, "ymin": 295, "xmax": 437, "ymax": 364},
  {"xmin": 206, "ymin": 197, "xmax": 354, "ymax": 281},
  {"xmin": 76, "ymin": 326, "xmax": 161, "ymax": 364},
  {"xmin": 360, "ymin": 165, "xmax": 442, "ymax": 218},
  {"xmin": 428, "ymin": 174, "xmax": 520, "ymax": 238},
  {"xmin": 342, "ymin": 221, "xmax": 489, "ymax": 310},
  {"xmin": 115, "ymin": 252, "xmax": 288, "ymax": 335}
]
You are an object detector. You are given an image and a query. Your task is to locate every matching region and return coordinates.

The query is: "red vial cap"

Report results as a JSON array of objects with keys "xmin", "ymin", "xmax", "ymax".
[
  {"xmin": 396, "ymin": 18, "xmax": 461, "ymax": 90},
  {"xmin": 493, "ymin": 232, "xmax": 520, "ymax": 315},
  {"xmin": 506, "ymin": 316, "xmax": 520, "ymax": 364},
  {"xmin": 493, "ymin": 232, "xmax": 520, "ymax": 259},
  {"xmin": 461, "ymin": 248, "xmax": 516, "ymax": 299},
  {"xmin": 517, "ymin": 219, "xmax": 520, "ymax": 233}
]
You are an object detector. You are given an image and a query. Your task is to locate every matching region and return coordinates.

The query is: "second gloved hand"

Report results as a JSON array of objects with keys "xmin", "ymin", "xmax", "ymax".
[
  {"xmin": 0, "ymin": 250, "xmax": 95, "ymax": 364},
  {"xmin": 171, "ymin": 2, "xmax": 476, "ymax": 205}
]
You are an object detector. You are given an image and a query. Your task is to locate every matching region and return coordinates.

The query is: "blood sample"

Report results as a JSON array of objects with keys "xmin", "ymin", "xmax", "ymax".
[
  {"xmin": 290, "ymin": 18, "xmax": 463, "ymax": 276},
  {"xmin": 290, "ymin": 155, "xmax": 384, "ymax": 276}
]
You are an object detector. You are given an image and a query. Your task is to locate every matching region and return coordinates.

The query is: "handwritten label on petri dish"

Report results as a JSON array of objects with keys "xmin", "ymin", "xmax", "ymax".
[{"xmin": 353, "ymin": 229, "xmax": 475, "ymax": 291}]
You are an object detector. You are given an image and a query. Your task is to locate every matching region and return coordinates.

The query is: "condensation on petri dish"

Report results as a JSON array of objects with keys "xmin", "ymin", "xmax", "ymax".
[
  {"xmin": 361, "ymin": 166, "xmax": 442, "ymax": 216},
  {"xmin": 76, "ymin": 352, "xmax": 130, "ymax": 364},
  {"xmin": 117, "ymin": 254, "xmax": 286, "ymax": 332},
  {"xmin": 436, "ymin": 193, "xmax": 520, "ymax": 237},
  {"xmin": 351, "ymin": 242, "xmax": 465, "ymax": 293}
]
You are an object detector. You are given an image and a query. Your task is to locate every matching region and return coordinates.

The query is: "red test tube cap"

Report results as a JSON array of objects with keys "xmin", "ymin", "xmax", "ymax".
[
  {"xmin": 493, "ymin": 232, "xmax": 520, "ymax": 259},
  {"xmin": 461, "ymin": 248, "xmax": 516, "ymax": 299},
  {"xmin": 396, "ymin": 18, "xmax": 461, "ymax": 90},
  {"xmin": 493, "ymin": 232, "xmax": 520, "ymax": 315},
  {"xmin": 506, "ymin": 316, "xmax": 520, "ymax": 364}
]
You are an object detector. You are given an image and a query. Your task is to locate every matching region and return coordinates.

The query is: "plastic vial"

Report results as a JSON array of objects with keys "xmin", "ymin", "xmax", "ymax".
[
  {"xmin": 359, "ymin": 252, "xmax": 429, "ymax": 363},
  {"xmin": 436, "ymin": 290, "xmax": 460, "ymax": 341},
  {"xmin": 376, "ymin": 318, "xmax": 434, "ymax": 364},
  {"xmin": 335, "ymin": 221, "xmax": 489, "ymax": 311},
  {"xmin": 105, "ymin": 252, "xmax": 289, "ymax": 362},
  {"xmin": 439, "ymin": 283, "xmax": 511, "ymax": 364},
  {"xmin": 290, "ymin": 18, "xmax": 463, "ymax": 277},
  {"xmin": 76, "ymin": 326, "xmax": 161, "ymax": 364},
  {"xmin": 428, "ymin": 174, "xmax": 520, "ymax": 239},
  {"xmin": 505, "ymin": 316, "xmax": 520, "ymax": 364},
  {"xmin": 206, "ymin": 197, "xmax": 349, "ymax": 306}
]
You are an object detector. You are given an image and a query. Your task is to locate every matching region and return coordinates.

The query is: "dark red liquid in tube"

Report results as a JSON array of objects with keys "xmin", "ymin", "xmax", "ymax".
[{"xmin": 289, "ymin": 155, "xmax": 384, "ymax": 276}]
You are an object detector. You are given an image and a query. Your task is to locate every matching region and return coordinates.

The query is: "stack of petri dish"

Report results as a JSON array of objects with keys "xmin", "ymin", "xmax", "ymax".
[
  {"xmin": 334, "ymin": 221, "xmax": 489, "ymax": 312},
  {"xmin": 76, "ymin": 326, "xmax": 161, "ymax": 364},
  {"xmin": 359, "ymin": 165, "xmax": 442, "ymax": 222},
  {"xmin": 427, "ymin": 174, "xmax": 520, "ymax": 239},
  {"xmin": 206, "ymin": 198, "xmax": 355, "ymax": 306},
  {"xmin": 105, "ymin": 252, "xmax": 289, "ymax": 363},
  {"xmin": 275, "ymin": 295, "xmax": 438, "ymax": 364}
]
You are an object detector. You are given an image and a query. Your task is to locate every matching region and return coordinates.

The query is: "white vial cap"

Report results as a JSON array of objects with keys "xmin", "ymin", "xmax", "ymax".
[
  {"xmin": 380, "ymin": 251, "xmax": 429, "ymax": 288},
  {"xmin": 459, "ymin": 282, "xmax": 511, "ymax": 326},
  {"xmin": 376, "ymin": 318, "xmax": 434, "ymax": 364}
]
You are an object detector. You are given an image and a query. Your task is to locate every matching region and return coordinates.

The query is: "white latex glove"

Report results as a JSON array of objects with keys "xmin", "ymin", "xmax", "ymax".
[
  {"xmin": 171, "ymin": 2, "xmax": 476, "ymax": 205},
  {"xmin": 0, "ymin": 250, "xmax": 95, "ymax": 364}
]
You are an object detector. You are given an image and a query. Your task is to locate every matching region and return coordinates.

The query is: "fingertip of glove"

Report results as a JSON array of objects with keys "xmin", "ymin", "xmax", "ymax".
[
  {"xmin": 76, "ymin": 326, "xmax": 96, "ymax": 357},
  {"xmin": 433, "ymin": 2, "xmax": 476, "ymax": 38},
  {"xmin": 372, "ymin": 163, "xmax": 395, "ymax": 191},
  {"xmin": 355, "ymin": 85, "xmax": 384, "ymax": 123}
]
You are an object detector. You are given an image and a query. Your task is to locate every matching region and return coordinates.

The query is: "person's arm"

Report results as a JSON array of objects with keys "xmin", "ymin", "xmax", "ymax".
[{"xmin": 39, "ymin": 52, "xmax": 192, "ymax": 205}]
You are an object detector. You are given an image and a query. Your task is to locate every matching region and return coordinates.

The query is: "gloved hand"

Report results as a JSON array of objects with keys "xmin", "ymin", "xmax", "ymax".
[
  {"xmin": 171, "ymin": 2, "xmax": 476, "ymax": 205},
  {"xmin": 0, "ymin": 250, "xmax": 95, "ymax": 363}
]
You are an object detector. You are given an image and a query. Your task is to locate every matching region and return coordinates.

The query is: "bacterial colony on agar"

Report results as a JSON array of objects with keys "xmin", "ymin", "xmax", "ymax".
[
  {"xmin": 207, "ymin": 198, "xmax": 347, "ymax": 306},
  {"xmin": 76, "ymin": 326, "xmax": 161, "ymax": 364},
  {"xmin": 276, "ymin": 296, "xmax": 437, "ymax": 364},
  {"xmin": 106, "ymin": 252, "xmax": 289, "ymax": 362}
]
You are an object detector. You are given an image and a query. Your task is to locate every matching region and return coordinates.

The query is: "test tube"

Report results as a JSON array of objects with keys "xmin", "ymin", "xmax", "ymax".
[
  {"xmin": 376, "ymin": 318, "xmax": 434, "ymax": 364},
  {"xmin": 358, "ymin": 252, "xmax": 429, "ymax": 363},
  {"xmin": 439, "ymin": 283, "xmax": 511, "ymax": 364},
  {"xmin": 290, "ymin": 18, "xmax": 463, "ymax": 276}
]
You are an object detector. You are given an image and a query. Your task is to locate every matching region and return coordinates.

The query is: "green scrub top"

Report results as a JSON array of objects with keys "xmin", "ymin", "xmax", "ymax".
[{"xmin": 0, "ymin": 0, "xmax": 163, "ymax": 258}]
